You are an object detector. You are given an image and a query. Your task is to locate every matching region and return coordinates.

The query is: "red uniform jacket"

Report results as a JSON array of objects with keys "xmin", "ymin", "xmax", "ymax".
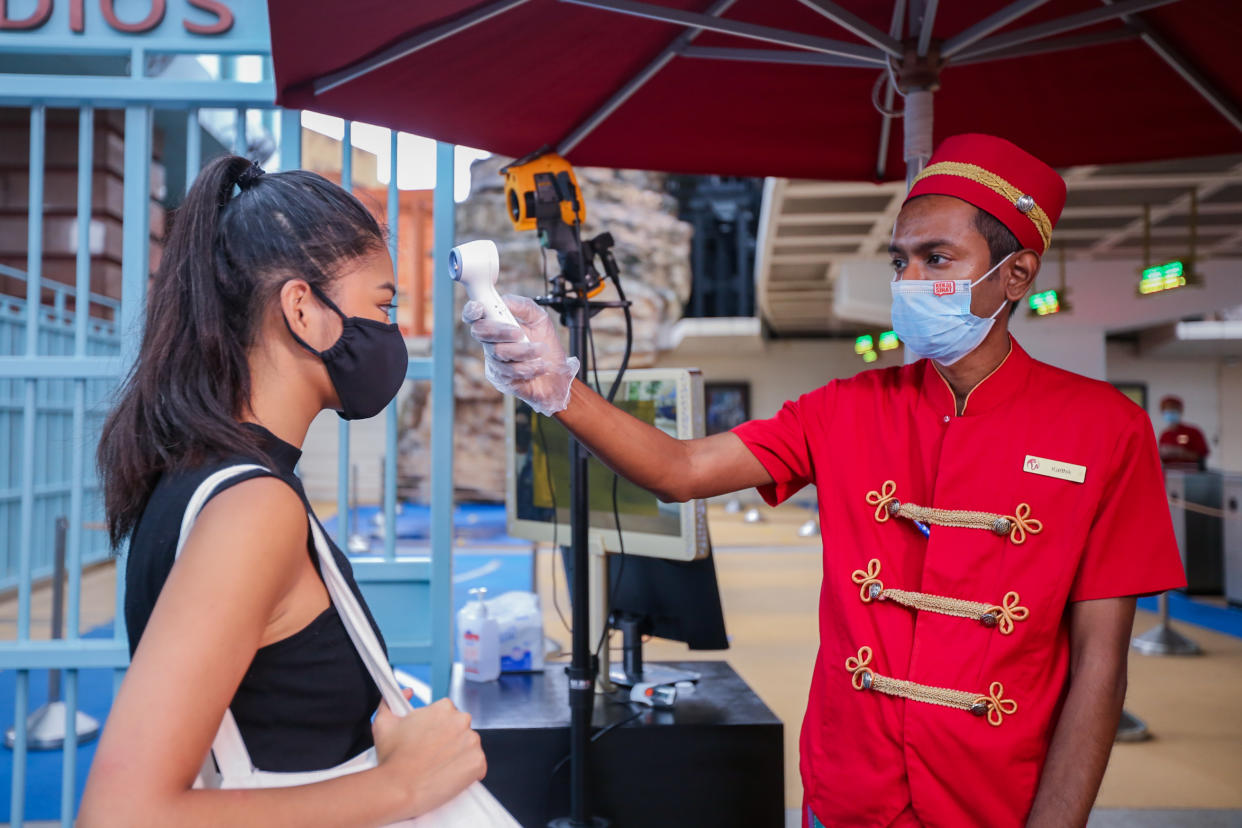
[
  {"xmin": 1159, "ymin": 422, "xmax": 1210, "ymax": 469},
  {"xmin": 734, "ymin": 338, "xmax": 1186, "ymax": 828}
]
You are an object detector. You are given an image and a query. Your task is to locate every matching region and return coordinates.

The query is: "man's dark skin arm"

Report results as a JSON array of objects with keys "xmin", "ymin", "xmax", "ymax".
[
  {"xmin": 554, "ymin": 378, "xmax": 772, "ymax": 503},
  {"xmin": 1026, "ymin": 596, "xmax": 1135, "ymax": 827}
]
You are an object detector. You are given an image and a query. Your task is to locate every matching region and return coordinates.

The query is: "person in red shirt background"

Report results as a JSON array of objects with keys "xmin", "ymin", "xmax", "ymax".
[
  {"xmin": 462, "ymin": 134, "xmax": 1186, "ymax": 828},
  {"xmin": 1158, "ymin": 395, "xmax": 1211, "ymax": 471}
]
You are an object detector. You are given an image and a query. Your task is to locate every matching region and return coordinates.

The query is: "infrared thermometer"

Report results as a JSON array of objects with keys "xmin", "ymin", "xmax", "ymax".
[{"xmin": 449, "ymin": 240, "xmax": 528, "ymax": 341}]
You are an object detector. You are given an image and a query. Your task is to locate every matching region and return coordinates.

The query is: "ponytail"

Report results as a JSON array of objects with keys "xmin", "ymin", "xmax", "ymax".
[{"xmin": 98, "ymin": 155, "xmax": 384, "ymax": 546}]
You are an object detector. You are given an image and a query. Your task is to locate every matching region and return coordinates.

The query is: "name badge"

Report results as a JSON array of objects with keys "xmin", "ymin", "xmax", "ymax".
[{"xmin": 1023, "ymin": 455, "xmax": 1086, "ymax": 484}]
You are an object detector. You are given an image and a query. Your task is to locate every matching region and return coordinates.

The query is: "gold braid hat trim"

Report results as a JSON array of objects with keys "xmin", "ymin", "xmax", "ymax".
[
  {"xmin": 846, "ymin": 646, "xmax": 1017, "ymax": 727},
  {"xmin": 866, "ymin": 480, "xmax": 1044, "ymax": 545},
  {"xmin": 911, "ymin": 160, "xmax": 1053, "ymax": 251},
  {"xmin": 851, "ymin": 559, "xmax": 1029, "ymax": 634}
]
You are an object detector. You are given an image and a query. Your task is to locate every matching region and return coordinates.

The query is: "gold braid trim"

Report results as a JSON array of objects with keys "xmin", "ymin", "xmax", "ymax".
[
  {"xmin": 912, "ymin": 161, "xmax": 1053, "ymax": 251},
  {"xmin": 865, "ymin": 481, "xmax": 1044, "ymax": 545},
  {"xmin": 851, "ymin": 559, "xmax": 1029, "ymax": 634},
  {"xmin": 846, "ymin": 646, "xmax": 1017, "ymax": 726}
]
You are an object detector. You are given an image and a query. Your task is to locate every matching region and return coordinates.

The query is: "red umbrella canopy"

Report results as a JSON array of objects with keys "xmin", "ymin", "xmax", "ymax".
[{"xmin": 269, "ymin": 0, "xmax": 1242, "ymax": 180}]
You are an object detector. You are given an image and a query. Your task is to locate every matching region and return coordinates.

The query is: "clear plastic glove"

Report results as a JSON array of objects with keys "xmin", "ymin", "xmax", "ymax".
[{"xmin": 462, "ymin": 294, "xmax": 580, "ymax": 417}]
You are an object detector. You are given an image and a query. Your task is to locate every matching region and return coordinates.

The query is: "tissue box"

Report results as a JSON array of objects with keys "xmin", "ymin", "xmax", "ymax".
[{"xmin": 484, "ymin": 591, "xmax": 545, "ymax": 672}]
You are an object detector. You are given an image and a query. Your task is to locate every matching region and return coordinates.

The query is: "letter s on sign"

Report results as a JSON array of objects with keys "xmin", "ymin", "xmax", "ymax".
[{"xmin": 185, "ymin": 0, "xmax": 234, "ymax": 35}]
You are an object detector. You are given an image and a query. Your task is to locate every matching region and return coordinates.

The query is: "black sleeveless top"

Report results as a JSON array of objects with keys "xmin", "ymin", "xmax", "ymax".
[{"xmin": 124, "ymin": 425, "xmax": 386, "ymax": 772}]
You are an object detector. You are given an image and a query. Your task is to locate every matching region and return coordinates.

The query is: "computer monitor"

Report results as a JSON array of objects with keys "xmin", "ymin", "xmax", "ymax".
[
  {"xmin": 561, "ymin": 541, "xmax": 729, "ymax": 687},
  {"xmin": 505, "ymin": 368, "xmax": 709, "ymax": 562}
]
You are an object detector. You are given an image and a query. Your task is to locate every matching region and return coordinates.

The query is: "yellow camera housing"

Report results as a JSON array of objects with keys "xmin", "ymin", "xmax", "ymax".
[{"xmin": 502, "ymin": 152, "xmax": 585, "ymax": 231}]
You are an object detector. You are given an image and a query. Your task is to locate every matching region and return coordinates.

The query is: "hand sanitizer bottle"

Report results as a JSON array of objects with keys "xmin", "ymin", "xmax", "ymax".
[{"xmin": 458, "ymin": 588, "xmax": 500, "ymax": 683}]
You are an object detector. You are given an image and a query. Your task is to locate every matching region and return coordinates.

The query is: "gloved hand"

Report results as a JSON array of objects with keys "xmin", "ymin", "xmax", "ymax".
[{"xmin": 462, "ymin": 294, "xmax": 580, "ymax": 416}]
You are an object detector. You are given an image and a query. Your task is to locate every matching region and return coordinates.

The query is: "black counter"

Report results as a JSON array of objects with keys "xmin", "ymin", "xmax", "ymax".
[{"xmin": 452, "ymin": 660, "xmax": 785, "ymax": 828}]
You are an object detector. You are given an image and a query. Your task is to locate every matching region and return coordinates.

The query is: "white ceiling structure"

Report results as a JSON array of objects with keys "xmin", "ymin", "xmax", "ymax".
[{"xmin": 756, "ymin": 153, "xmax": 1242, "ymax": 335}]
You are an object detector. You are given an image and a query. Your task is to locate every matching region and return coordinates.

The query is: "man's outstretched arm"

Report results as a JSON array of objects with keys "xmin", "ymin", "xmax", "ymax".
[
  {"xmin": 464, "ymin": 295, "xmax": 772, "ymax": 503},
  {"xmin": 556, "ymin": 378, "xmax": 772, "ymax": 502}
]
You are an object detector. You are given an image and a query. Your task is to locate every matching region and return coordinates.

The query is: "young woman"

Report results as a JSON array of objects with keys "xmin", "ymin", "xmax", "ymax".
[{"xmin": 79, "ymin": 155, "xmax": 486, "ymax": 827}]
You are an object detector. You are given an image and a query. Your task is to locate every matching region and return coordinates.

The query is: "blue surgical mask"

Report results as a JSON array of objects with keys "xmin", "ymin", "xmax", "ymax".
[
  {"xmin": 1162, "ymin": 409, "xmax": 1182, "ymax": 426},
  {"xmin": 890, "ymin": 253, "xmax": 1013, "ymax": 366}
]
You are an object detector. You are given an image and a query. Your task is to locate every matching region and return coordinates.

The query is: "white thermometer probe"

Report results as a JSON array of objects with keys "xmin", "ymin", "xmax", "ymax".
[{"xmin": 449, "ymin": 240, "xmax": 528, "ymax": 340}]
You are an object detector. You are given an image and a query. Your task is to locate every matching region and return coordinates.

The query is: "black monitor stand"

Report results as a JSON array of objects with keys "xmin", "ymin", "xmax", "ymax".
[{"xmin": 608, "ymin": 613, "xmax": 702, "ymax": 687}]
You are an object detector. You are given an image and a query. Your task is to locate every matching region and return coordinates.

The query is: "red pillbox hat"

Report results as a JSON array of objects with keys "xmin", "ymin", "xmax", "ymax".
[{"xmin": 905, "ymin": 134, "xmax": 1067, "ymax": 254}]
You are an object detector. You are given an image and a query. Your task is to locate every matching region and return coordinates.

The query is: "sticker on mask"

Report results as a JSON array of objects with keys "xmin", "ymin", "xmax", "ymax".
[
  {"xmin": 1023, "ymin": 455, "xmax": 1086, "ymax": 484},
  {"xmin": 933, "ymin": 281, "xmax": 957, "ymax": 296}
]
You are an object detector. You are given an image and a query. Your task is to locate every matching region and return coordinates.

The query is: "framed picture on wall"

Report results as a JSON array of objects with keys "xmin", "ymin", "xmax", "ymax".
[
  {"xmin": 1111, "ymin": 382, "xmax": 1148, "ymax": 413},
  {"xmin": 705, "ymin": 382, "xmax": 751, "ymax": 435}
]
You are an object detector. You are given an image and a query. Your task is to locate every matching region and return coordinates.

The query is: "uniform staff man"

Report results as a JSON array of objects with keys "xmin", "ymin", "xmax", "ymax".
[
  {"xmin": 464, "ymin": 134, "xmax": 1186, "ymax": 828},
  {"xmin": 1158, "ymin": 394, "xmax": 1210, "ymax": 471}
]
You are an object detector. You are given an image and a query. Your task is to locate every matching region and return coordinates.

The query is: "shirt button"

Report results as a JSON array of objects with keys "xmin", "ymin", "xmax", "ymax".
[{"xmin": 943, "ymin": 415, "xmax": 951, "ymax": 423}]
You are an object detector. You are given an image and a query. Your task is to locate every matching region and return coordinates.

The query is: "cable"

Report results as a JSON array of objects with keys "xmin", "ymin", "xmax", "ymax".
[
  {"xmin": 537, "ymin": 414, "xmax": 571, "ymax": 636},
  {"xmin": 585, "ymin": 260, "xmax": 633, "ymax": 662},
  {"xmin": 604, "ymin": 276, "xmax": 632, "ymax": 405},
  {"xmin": 871, "ymin": 66, "xmax": 905, "ymax": 120},
  {"xmin": 545, "ymin": 701, "xmax": 646, "ymax": 820},
  {"xmin": 593, "ymin": 472, "xmax": 626, "ymax": 662},
  {"xmin": 587, "ymin": 320, "xmax": 603, "ymax": 395}
]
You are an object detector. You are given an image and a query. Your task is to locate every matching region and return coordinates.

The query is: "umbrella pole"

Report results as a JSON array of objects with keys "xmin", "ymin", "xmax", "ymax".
[{"xmin": 903, "ymin": 87, "xmax": 933, "ymax": 187}]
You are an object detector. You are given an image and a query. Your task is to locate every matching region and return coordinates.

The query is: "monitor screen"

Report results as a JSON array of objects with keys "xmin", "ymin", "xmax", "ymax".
[{"xmin": 506, "ymin": 368, "xmax": 708, "ymax": 561}]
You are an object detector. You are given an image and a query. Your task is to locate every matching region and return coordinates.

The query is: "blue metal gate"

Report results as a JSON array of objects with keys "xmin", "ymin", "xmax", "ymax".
[{"xmin": 0, "ymin": 4, "xmax": 455, "ymax": 824}]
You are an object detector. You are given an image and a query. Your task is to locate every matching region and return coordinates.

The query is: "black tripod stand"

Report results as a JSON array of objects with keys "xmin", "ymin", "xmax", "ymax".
[{"xmin": 539, "ymin": 231, "xmax": 628, "ymax": 828}]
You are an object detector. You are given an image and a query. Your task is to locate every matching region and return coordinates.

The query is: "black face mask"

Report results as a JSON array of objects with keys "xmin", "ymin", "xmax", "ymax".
[{"xmin": 284, "ymin": 283, "xmax": 408, "ymax": 421}]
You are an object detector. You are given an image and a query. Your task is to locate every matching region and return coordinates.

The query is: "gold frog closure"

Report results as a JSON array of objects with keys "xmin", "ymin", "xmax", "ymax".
[
  {"xmin": 850, "ymin": 559, "xmax": 1029, "ymax": 634},
  {"xmin": 845, "ymin": 646, "xmax": 1018, "ymax": 727},
  {"xmin": 865, "ymin": 481, "xmax": 1044, "ymax": 545}
]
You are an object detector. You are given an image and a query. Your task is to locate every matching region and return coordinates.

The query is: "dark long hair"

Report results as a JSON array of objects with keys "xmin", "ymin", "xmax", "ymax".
[{"xmin": 98, "ymin": 154, "xmax": 385, "ymax": 546}]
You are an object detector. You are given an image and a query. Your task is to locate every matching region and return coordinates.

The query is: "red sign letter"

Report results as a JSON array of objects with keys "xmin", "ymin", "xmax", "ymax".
[
  {"xmin": 184, "ymin": 0, "xmax": 232, "ymax": 35},
  {"xmin": 0, "ymin": 0, "xmax": 52, "ymax": 31},
  {"xmin": 100, "ymin": 0, "xmax": 166, "ymax": 33}
]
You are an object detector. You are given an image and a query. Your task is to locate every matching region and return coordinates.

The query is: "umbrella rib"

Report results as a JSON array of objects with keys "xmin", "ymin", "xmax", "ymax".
[
  {"xmin": 941, "ymin": 0, "xmax": 1051, "ymax": 58},
  {"xmin": 1100, "ymin": 0, "xmax": 1242, "ymax": 135},
  {"xmin": 916, "ymin": 0, "xmax": 940, "ymax": 57},
  {"xmin": 875, "ymin": 0, "xmax": 905, "ymax": 181},
  {"xmin": 791, "ymin": 0, "xmax": 903, "ymax": 58},
  {"xmin": 558, "ymin": 0, "xmax": 740, "ymax": 155},
  {"xmin": 954, "ymin": 0, "xmax": 1179, "ymax": 61},
  {"xmin": 311, "ymin": 0, "xmax": 529, "ymax": 96},
  {"xmin": 951, "ymin": 27, "xmax": 1139, "ymax": 66},
  {"xmin": 561, "ymin": 0, "xmax": 886, "ymax": 65},
  {"xmin": 678, "ymin": 46, "xmax": 879, "ymax": 67}
]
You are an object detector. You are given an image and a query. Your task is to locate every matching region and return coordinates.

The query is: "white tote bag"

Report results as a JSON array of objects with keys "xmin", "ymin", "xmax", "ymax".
[{"xmin": 180, "ymin": 465, "xmax": 519, "ymax": 828}]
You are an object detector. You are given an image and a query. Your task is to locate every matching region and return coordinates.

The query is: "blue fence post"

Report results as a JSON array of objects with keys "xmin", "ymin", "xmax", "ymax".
[
  {"xmin": 186, "ymin": 109, "xmax": 201, "ymax": 183},
  {"xmin": 115, "ymin": 104, "xmax": 152, "ymax": 698},
  {"xmin": 430, "ymin": 142, "xmax": 456, "ymax": 700},
  {"xmin": 384, "ymin": 129, "xmax": 400, "ymax": 562},
  {"xmin": 337, "ymin": 121, "xmax": 353, "ymax": 544},
  {"xmin": 279, "ymin": 108, "xmax": 302, "ymax": 170},
  {"xmin": 11, "ymin": 101, "xmax": 47, "ymax": 828},
  {"xmin": 62, "ymin": 103, "xmax": 96, "ymax": 828}
]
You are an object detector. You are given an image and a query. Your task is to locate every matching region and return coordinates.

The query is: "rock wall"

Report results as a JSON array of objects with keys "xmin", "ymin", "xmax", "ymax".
[{"xmin": 398, "ymin": 157, "xmax": 693, "ymax": 502}]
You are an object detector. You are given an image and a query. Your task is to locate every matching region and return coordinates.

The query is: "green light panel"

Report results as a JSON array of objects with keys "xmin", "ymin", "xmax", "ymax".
[
  {"xmin": 1139, "ymin": 261, "xmax": 1186, "ymax": 295},
  {"xmin": 1028, "ymin": 289, "xmax": 1061, "ymax": 316}
]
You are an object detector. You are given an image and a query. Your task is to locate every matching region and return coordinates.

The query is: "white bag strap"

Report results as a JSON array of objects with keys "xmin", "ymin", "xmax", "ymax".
[
  {"xmin": 305, "ymin": 516, "xmax": 412, "ymax": 714},
  {"xmin": 176, "ymin": 464, "xmax": 268, "ymax": 779}
]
